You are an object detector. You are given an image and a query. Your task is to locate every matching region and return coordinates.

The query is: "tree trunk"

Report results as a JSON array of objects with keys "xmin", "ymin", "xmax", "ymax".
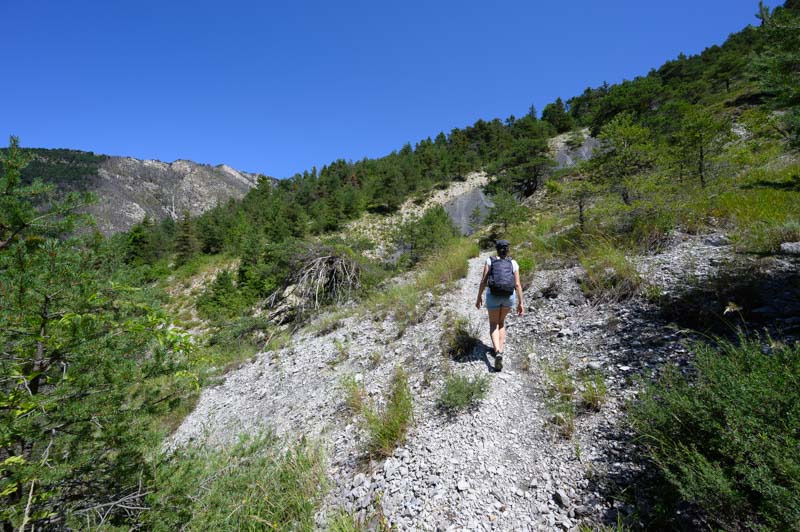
[{"xmin": 699, "ymin": 144, "xmax": 706, "ymax": 188}]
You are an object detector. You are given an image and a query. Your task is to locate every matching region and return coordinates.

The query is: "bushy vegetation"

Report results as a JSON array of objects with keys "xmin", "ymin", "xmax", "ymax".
[
  {"xmin": 0, "ymin": 139, "xmax": 194, "ymax": 529},
  {"xmin": 437, "ymin": 374, "xmax": 490, "ymax": 413},
  {"xmin": 395, "ymin": 205, "xmax": 461, "ymax": 267},
  {"xmin": 143, "ymin": 434, "xmax": 326, "ymax": 531},
  {"xmin": 630, "ymin": 337, "xmax": 800, "ymax": 530},
  {"xmin": 579, "ymin": 241, "xmax": 642, "ymax": 302}
]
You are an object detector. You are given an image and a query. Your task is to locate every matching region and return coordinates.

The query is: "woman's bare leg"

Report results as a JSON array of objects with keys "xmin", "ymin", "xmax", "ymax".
[
  {"xmin": 488, "ymin": 309, "xmax": 501, "ymax": 353},
  {"xmin": 497, "ymin": 306, "xmax": 511, "ymax": 353}
]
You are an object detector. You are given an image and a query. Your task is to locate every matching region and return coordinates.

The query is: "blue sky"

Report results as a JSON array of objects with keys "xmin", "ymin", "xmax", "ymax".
[{"xmin": 1, "ymin": 0, "xmax": 782, "ymax": 178}]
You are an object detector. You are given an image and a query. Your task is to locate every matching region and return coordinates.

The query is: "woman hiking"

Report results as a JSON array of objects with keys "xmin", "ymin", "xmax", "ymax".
[{"xmin": 475, "ymin": 240, "xmax": 524, "ymax": 371}]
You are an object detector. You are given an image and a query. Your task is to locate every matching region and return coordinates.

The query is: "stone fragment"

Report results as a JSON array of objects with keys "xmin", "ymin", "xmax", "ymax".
[
  {"xmin": 457, "ymin": 479, "xmax": 470, "ymax": 492},
  {"xmin": 553, "ymin": 489, "xmax": 570, "ymax": 508},
  {"xmin": 780, "ymin": 242, "xmax": 800, "ymax": 255}
]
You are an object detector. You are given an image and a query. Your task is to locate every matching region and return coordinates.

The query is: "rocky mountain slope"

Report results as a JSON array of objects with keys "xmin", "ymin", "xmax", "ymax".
[
  {"xmin": 20, "ymin": 149, "xmax": 264, "ymax": 234},
  {"xmin": 167, "ymin": 228, "xmax": 800, "ymax": 530}
]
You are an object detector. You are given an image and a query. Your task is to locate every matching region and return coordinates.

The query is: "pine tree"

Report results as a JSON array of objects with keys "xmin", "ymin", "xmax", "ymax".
[
  {"xmin": 174, "ymin": 210, "xmax": 199, "ymax": 266},
  {"xmin": 0, "ymin": 138, "xmax": 188, "ymax": 528},
  {"xmin": 585, "ymin": 112, "xmax": 655, "ymax": 204},
  {"xmin": 486, "ymin": 191, "xmax": 529, "ymax": 234},
  {"xmin": 541, "ymin": 98, "xmax": 574, "ymax": 134},
  {"xmin": 678, "ymin": 107, "xmax": 731, "ymax": 188},
  {"xmin": 753, "ymin": 1, "xmax": 800, "ymax": 145}
]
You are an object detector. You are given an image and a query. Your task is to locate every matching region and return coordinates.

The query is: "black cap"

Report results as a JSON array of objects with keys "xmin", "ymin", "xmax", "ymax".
[{"xmin": 495, "ymin": 239, "xmax": 510, "ymax": 248}]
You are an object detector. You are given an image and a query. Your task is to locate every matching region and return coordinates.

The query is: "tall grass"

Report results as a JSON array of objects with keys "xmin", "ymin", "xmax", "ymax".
[
  {"xmin": 341, "ymin": 373, "xmax": 366, "ymax": 413},
  {"xmin": 579, "ymin": 239, "xmax": 642, "ymax": 302},
  {"xmin": 579, "ymin": 370, "xmax": 608, "ymax": 411},
  {"xmin": 363, "ymin": 368, "xmax": 414, "ymax": 457},
  {"xmin": 417, "ymin": 238, "xmax": 479, "ymax": 291},
  {"xmin": 542, "ymin": 360, "xmax": 578, "ymax": 439},
  {"xmin": 143, "ymin": 435, "xmax": 326, "ymax": 531}
]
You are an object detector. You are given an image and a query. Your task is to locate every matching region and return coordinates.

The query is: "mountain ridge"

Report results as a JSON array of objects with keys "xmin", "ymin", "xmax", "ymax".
[{"xmin": 11, "ymin": 147, "xmax": 271, "ymax": 234}]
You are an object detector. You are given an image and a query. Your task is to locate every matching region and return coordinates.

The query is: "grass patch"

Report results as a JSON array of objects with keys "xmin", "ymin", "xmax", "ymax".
[
  {"xmin": 579, "ymin": 239, "xmax": 642, "ymax": 302},
  {"xmin": 417, "ymin": 238, "xmax": 480, "ymax": 292},
  {"xmin": 542, "ymin": 360, "xmax": 579, "ymax": 439},
  {"xmin": 341, "ymin": 373, "xmax": 366, "ymax": 413},
  {"xmin": 579, "ymin": 370, "xmax": 608, "ymax": 411},
  {"xmin": 327, "ymin": 339, "xmax": 350, "ymax": 367},
  {"xmin": 367, "ymin": 283, "xmax": 431, "ymax": 336},
  {"xmin": 549, "ymin": 400, "xmax": 576, "ymax": 439},
  {"xmin": 630, "ymin": 336, "xmax": 800, "ymax": 530},
  {"xmin": 437, "ymin": 374, "xmax": 490, "ymax": 413},
  {"xmin": 504, "ymin": 214, "xmax": 580, "ymax": 269},
  {"xmin": 309, "ymin": 311, "xmax": 348, "ymax": 336},
  {"xmin": 365, "ymin": 237, "xmax": 476, "ymax": 337},
  {"xmin": 327, "ymin": 503, "xmax": 390, "ymax": 531},
  {"xmin": 544, "ymin": 360, "xmax": 577, "ymax": 401},
  {"xmin": 363, "ymin": 367, "xmax": 414, "ymax": 457},
  {"xmin": 168, "ymin": 253, "xmax": 237, "ymax": 283},
  {"xmin": 144, "ymin": 434, "xmax": 326, "ymax": 531},
  {"xmin": 440, "ymin": 313, "xmax": 479, "ymax": 360},
  {"xmin": 186, "ymin": 316, "xmax": 273, "ymax": 383}
]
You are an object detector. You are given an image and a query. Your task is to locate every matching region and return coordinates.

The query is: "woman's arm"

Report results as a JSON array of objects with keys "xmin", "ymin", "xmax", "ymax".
[
  {"xmin": 514, "ymin": 270, "xmax": 524, "ymax": 315},
  {"xmin": 476, "ymin": 264, "xmax": 489, "ymax": 309}
]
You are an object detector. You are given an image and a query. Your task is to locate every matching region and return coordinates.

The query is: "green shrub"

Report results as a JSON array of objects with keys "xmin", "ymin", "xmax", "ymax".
[
  {"xmin": 437, "ymin": 374, "xmax": 490, "ymax": 412},
  {"xmin": 579, "ymin": 240, "xmax": 642, "ymax": 302},
  {"xmin": 364, "ymin": 368, "xmax": 414, "ymax": 457},
  {"xmin": 516, "ymin": 255, "xmax": 535, "ymax": 275},
  {"xmin": 440, "ymin": 314, "xmax": 479, "ymax": 360},
  {"xmin": 144, "ymin": 434, "xmax": 326, "ymax": 531},
  {"xmin": 630, "ymin": 337, "xmax": 800, "ymax": 530}
]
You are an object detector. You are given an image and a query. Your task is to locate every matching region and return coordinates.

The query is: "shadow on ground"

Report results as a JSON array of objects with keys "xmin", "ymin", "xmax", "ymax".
[
  {"xmin": 451, "ymin": 341, "xmax": 494, "ymax": 372},
  {"xmin": 585, "ymin": 254, "xmax": 800, "ymax": 529}
]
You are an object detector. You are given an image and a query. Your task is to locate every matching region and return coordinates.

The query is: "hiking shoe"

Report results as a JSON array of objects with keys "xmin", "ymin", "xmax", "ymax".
[{"xmin": 495, "ymin": 354, "xmax": 503, "ymax": 372}]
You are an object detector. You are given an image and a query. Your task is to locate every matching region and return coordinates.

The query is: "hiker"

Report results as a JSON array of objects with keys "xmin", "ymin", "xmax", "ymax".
[{"xmin": 475, "ymin": 239, "xmax": 523, "ymax": 371}]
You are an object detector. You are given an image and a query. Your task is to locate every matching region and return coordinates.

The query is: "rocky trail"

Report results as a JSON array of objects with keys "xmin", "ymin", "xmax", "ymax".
[{"xmin": 170, "ymin": 232, "xmax": 799, "ymax": 530}]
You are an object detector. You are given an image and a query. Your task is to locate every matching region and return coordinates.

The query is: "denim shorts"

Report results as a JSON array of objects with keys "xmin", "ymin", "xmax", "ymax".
[{"xmin": 485, "ymin": 288, "xmax": 516, "ymax": 310}]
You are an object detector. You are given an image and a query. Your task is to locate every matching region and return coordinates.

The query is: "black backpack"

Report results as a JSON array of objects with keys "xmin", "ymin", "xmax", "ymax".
[{"xmin": 488, "ymin": 257, "xmax": 515, "ymax": 296}]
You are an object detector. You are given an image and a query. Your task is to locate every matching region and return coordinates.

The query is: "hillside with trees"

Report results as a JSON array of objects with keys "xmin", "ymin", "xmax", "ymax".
[{"xmin": 1, "ymin": 1, "xmax": 799, "ymax": 529}]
